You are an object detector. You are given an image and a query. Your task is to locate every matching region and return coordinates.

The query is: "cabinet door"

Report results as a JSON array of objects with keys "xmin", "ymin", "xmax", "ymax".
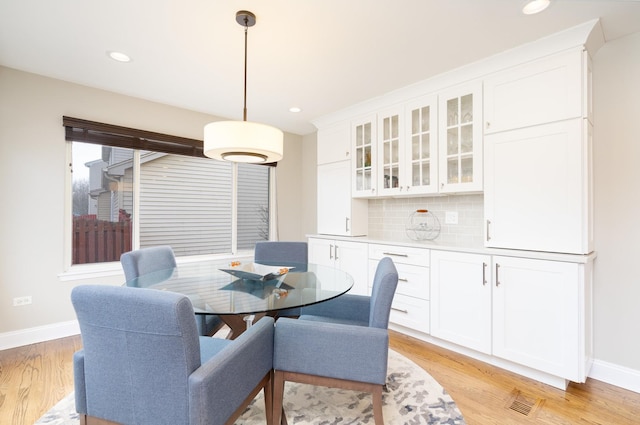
[
  {"xmin": 430, "ymin": 250, "xmax": 492, "ymax": 354},
  {"xmin": 438, "ymin": 81, "xmax": 483, "ymax": 193},
  {"xmin": 484, "ymin": 49, "xmax": 584, "ymax": 134},
  {"xmin": 352, "ymin": 115, "xmax": 377, "ymax": 197},
  {"xmin": 335, "ymin": 240, "xmax": 369, "ymax": 296},
  {"xmin": 317, "ymin": 121, "xmax": 351, "ymax": 165},
  {"xmin": 404, "ymin": 94, "xmax": 439, "ymax": 195},
  {"xmin": 308, "ymin": 238, "xmax": 335, "ymax": 268},
  {"xmin": 484, "ymin": 118, "xmax": 591, "ymax": 254},
  {"xmin": 492, "ymin": 256, "xmax": 584, "ymax": 381},
  {"xmin": 377, "ymin": 106, "xmax": 404, "ymax": 196},
  {"xmin": 317, "ymin": 162, "xmax": 350, "ymax": 236},
  {"xmin": 317, "ymin": 161, "xmax": 368, "ymax": 236}
]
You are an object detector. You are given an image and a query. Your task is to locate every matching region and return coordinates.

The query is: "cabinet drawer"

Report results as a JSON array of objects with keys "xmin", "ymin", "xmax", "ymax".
[
  {"xmin": 368, "ymin": 260, "xmax": 429, "ymax": 300},
  {"xmin": 369, "ymin": 244, "xmax": 429, "ymax": 267},
  {"xmin": 396, "ymin": 263, "xmax": 429, "ymax": 300},
  {"xmin": 389, "ymin": 293, "xmax": 430, "ymax": 334}
]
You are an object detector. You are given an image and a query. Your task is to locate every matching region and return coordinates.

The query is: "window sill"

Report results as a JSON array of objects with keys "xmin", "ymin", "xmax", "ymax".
[{"xmin": 58, "ymin": 262, "xmax": 123, "ymax": 282}]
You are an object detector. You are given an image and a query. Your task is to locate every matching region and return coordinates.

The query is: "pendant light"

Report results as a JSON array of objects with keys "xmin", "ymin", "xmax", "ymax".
[{"xmin": 203, "ymin": 10, "xmax": 284, "ymax": 163}]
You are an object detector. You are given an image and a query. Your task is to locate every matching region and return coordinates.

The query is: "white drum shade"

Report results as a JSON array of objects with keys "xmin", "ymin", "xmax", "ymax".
[{"xmin": 203, "ymin": 120, "xmax": 284, "ymax": 163}]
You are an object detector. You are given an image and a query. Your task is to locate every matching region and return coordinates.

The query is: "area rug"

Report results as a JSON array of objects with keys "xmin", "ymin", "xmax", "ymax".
[{"xmin": 35, "ymin": 350, "xmax": 465, "ymax": 424}]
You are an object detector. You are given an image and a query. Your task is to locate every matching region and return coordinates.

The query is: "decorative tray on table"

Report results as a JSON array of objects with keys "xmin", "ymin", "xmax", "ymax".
[{"xmin": 219, "ymin": 262, "xmax": 293, "ymax": 282}]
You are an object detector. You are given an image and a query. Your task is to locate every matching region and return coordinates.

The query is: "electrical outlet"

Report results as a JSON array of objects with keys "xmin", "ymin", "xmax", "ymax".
[
  {"xmin": 13, "ymin": 296, "xmax": 32, "ymax": 307},
  {"xmin": 445, "ymin": 211, "xmax": 459, "ymax": 225}
]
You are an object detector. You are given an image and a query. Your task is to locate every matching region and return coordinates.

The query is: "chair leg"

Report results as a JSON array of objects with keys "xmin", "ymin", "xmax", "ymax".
[
  {"xmin": 264, "ymin": 370, "xmax": 274, "ymax": 425},
  {"xmin": 272, "ymin": 370, "xmax": 287, "ymax": 425},
  {"xmin": 372, "ymin": 385, "xmax": 384, "ymax": 425}
]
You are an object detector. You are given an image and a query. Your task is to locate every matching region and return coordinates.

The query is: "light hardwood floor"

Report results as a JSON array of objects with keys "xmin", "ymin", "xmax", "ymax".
[{"xmin": 1, "ymin": 331, "xmax": 639, "ymax": 425}]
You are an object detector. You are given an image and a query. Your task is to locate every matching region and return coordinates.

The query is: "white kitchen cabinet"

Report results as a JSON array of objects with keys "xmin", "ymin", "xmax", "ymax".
[
  {"xmin": 308, "ymin": 237, "xmax": 369, "ymax": 296},
  {"xmin": 376, "ymin": 106, "xmax": 404, "ymax": 196},
  {"xmin": 369, "ymin": 244, "xmax": 430, "ymax": 333},
  {"xmin": 430, "ymin": 250, "xmax": 492, "ymax": 354},
  {"xmin": 317, "ymin": 161, "xmax": 368, "ymax": 236},
  {"xmin": 484, "ymin": 118, "xmax": 593, "ymax": 254},
  {"xmin": 430, "ymin": 250, "xmax": 593, "ymax": 385},
  {"xmin": 492, "ymin": 255, "xmax": 591, "ymax": 383},
  {"xmin": 351, "ymin": 114, "xmax": 377, "ymax": 198},
  {"xmin": 317, "ymin": 121, "xmax": 351, "ymax": 165},
  {"xmin": 438, "ymin": 81, "xmax": 483, "ymax": 193},
  {"xmin": 404, "ymin": 94, "xmax": 439, "ymax": 195},
  {"xmin": 483, "ymin": 48, "xmax": 585, "ymax": 134}
]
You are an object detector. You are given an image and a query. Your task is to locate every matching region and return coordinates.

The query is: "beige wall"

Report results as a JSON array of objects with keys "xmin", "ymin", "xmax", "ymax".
[
  {"xmin": 592, "ymin": 31, "xmax": 640, "ymax": 371},
  {"xmin": 0, "ymin": 66, "xmax": 304, "ymax": 334}
]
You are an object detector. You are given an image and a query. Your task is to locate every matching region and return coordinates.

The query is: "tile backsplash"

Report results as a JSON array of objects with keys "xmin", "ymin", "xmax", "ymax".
[{"xmin": 368, "ymin": 194, "xmax": 484, "ymax": 246}]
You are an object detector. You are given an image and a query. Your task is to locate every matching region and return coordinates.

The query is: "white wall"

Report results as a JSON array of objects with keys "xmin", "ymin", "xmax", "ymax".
[
  {"xmin": 592, "ymin": 31, "xmax": 640, "ymax": 371},
  {"xmin": 0, "ymin": 66, "xmax": 303, "ymax": 337}
]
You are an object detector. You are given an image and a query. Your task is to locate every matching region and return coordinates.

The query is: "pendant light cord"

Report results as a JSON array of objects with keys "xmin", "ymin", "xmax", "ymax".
[{"xmin": 242, "ymin": 20, "xmax": 249, "ymax": 122}]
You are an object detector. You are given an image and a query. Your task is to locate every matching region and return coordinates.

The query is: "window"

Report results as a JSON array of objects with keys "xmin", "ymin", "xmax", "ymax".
[{"xmin": 67, "ymin": 117, "xmax": 271, "ymax": 266}]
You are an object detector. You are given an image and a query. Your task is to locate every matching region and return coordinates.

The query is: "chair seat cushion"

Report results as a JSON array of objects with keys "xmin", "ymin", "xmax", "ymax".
[
  {"xmin": 298, "ymin": 314, "xmax": 368, "ymax": 328},
  {"xmin": 199, "ymin": 336, "xmax": 232, "ymax": 362}
]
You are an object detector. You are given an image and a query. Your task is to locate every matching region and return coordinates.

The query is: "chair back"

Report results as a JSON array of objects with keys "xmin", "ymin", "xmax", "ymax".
[
  {"xmin": 120, "ymin": 245, "xmax": 177, "ymax": 283},
  {"xmin": 71, "ymin": 285, "xmax": 200, "ymax": 425},
  {"xmin": 254, "ymin": 241, "xmax": 308, "ymax": 269},
  {"xmin": 369, "ymin": 257, "xmax": 399, "ymax": 329}
]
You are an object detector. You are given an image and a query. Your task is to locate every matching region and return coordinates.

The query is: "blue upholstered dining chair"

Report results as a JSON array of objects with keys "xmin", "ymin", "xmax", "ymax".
[
  {"xmin": 272, "ymin": 257, "xmax": 399, "ymax": 425},
  {"xmin": 121, "ymin": 246, "xmax": 224, "ymax": 337},
  {"xmin": 71, "ymin": 285, "xmax": 275, "ymax": 425},
  {"xmin": 254, "ymin": 241, "xmax": 308, "ymax": 317}
]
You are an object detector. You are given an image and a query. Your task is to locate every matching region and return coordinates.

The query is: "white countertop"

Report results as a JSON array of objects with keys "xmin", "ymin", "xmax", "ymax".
[{"xmin": 307, "ymin": 234, "xmax": 597, "ymax": 264}]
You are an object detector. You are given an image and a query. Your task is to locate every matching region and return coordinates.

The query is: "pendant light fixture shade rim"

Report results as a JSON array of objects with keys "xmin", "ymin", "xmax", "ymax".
[{"xmin": 203, "ymin": 120, "xmax": 284, "ymax": 163}]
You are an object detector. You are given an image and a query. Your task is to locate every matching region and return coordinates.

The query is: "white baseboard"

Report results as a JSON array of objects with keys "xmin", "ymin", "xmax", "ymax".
[
  {"xmin": 0, "ymin": 321, "xmax": 80, "ymax": 351},
  {"xmin": 589, "ymin": 359, "xmax": 640, "ymax": 394},
  {"xmin": 391, "ymin": 323, "xmax": 640, "ymax": 395}
]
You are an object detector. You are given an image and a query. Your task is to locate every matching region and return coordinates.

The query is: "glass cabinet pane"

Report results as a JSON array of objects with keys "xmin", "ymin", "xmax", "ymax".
[
  {"xmin": 422, "ymin": 133, "xmax": 430, "ymax": 158},
  {"xmin": 447, "ymin": 128, "xmax": 459, "ymax": 155},
  {"xmin": 412, "ymin": 135, "xmax": 420, "ymax": 161},
  {"xmin": 447, "ymin": 98, "xmax": 459, "ymax": 126},
  {"xmin": 447, "ymin": 158, "xmax": 459, "ymax": 184},
  {"xmin": 461, "ymin": 156, "xmax": 473, "ymax": 183},
  {"xmin": 356, "ymin": 125, "xmax": 363, "ymax": 147},
  {"xmin": 461, "ymin": 124, "xmax": 473, "ymax": 153},
  {"xmin": 421, "ymin": 107, "xmax": 430, "ymax": 132},
  {"xmin": 461, "ymin": 94, "xmax": 473, "ymax": 123}
]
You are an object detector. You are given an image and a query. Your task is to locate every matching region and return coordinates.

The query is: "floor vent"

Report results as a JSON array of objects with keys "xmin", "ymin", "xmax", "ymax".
[{"xmin": 507, "ymin": 389, "xmax": 544, "ymax": 417}]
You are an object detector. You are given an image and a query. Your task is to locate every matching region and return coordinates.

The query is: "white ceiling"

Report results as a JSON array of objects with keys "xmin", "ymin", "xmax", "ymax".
[{"xmin": 1, "ymin": 0, "xmax": 640, "ymax": 135}]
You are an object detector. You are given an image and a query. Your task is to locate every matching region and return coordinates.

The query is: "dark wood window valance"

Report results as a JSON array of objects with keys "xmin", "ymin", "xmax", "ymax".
[
  {"xmin": 63, "ymin": 116, "xmax": 277, "ymax": 166},
  {"xmin": 63, "ymin": 116, "xmax": 206, "ymax": 158}
]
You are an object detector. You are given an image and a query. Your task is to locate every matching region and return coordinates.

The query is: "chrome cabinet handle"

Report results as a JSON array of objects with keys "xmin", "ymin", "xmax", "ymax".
[
  {"xmin": 486, "ymin": 220, "xmax": 492, "ymax": 241},
  {"xmin": 391, "ymin": 307, "xmax": 409, "ymax": 314},
  {"xmin": 482, "ymin": 262, "xmax": 487, "ymax": 286},
  {"xmin": 382, "ymin": 252, "xmax": 409, "ymax": 257},
  {"xmin": 329, "ymin": 244, "xmax": 334, "ymax": 260},
  {"xmin": 335, "ymin": 245, "xmax": 339, "ymax": 261},
  {"xmin": 345, "ymin": 217, "xmax": 350, "ymax": 232},
  {"xmin": 398, "ymin": 277, "xmax": 409, "ymax": 282},
  {"xmin": 495, "ymin": 263, "xmax": 501, "ymax": 287}
]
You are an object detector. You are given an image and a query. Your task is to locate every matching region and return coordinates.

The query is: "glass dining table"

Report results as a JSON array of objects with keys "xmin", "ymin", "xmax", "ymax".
[{"xmin": 125, "ymin": 261, "xmax": 354, "ymax": 339}]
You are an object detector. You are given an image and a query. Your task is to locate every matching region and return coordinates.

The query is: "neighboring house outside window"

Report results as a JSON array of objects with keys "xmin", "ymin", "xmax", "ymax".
[{"xmin": 71, "ymin": 141, "xmax": 269, "ymax": 265}]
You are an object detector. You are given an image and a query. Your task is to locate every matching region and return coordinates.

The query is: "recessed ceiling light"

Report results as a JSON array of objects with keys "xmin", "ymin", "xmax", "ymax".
[
  {"xmin": 289, "ymin": 107, "xmax": 302, "ymax": 113},
  {"xmin": 107, "ymin": 51, "xmax": 131, "ymax": 63},
  {"xmin": 522, "ymin": 0, "xmax": 550, "ymax": 15}
]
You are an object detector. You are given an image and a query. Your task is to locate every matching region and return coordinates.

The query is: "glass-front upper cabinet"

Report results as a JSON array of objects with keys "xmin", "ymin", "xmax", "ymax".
[
  {"xmin": 377, "ymin": 106, "xmax": 403, "ymax": 196},
  {"xmin": 404, "ymin": 94, "xmax": 438, "ymax": 195},
  {"xmin": 352, "ymin": 114, "xmax": 377, "ymax": 197},
  {"xmin": 438, "ymin": 81, "xmax": 483, "ymax": 193}
]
